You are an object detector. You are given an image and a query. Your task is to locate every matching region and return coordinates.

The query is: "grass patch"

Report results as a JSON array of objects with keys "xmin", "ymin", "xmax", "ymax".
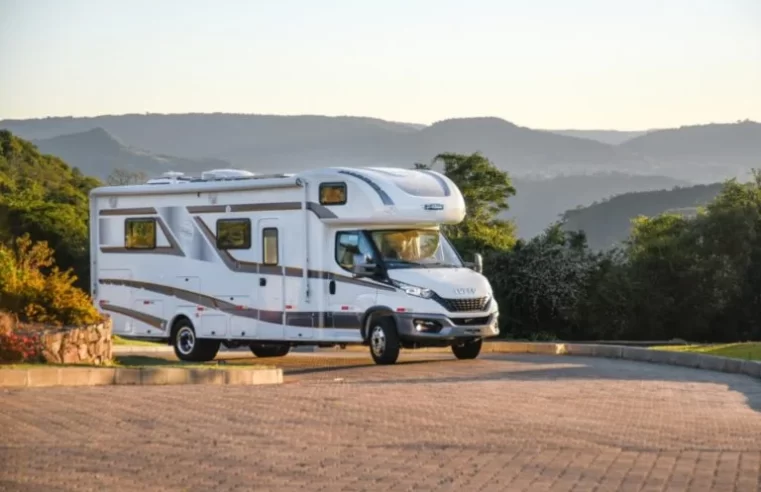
[
  {"xmin": 112, "ymin": 335, "xmax": 164, "ymax": 346},
  {"xmin": 651, "ymin": 342, "xmax": 761, "ymax": 361}
]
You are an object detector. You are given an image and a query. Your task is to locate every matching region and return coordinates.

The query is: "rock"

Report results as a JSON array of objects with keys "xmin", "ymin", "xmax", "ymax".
[
  {"xmin": 41, "ymin": 348, "xmax": 62, "ymax": 364},
  {"xmin": 44, "ymin": 332, "xmax": 64, "ymax": 355},
  {"xmin": 62, "ymin": 344, "xmax": 80, "ymax": 364},
  {"xmin": 77, "ymin": 343, "xmax": 89, "ymax": 360},
  {"xmin": 95, "ymin": 338, "xmax": 105, "ymax": 356}
]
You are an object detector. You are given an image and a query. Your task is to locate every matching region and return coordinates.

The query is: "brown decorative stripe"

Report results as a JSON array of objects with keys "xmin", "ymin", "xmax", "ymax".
[
  {"xmin": 306, "ymin": 202, "xmax": 338, "ymax": 219},
  {"xmin": 192, "ymin": 216, "xmax": 395, "ymax": 291},
  {"xmin": 156, "ymin": 218, "xmax": 185, "ymax": 257},
  {"xmin": 100, "ymin": 278, "xmax": 236, "ymax": 311},
  {"xmin": 188, "ymin": 202, "xmax": 300, "ymax": 214},
  {"xmin": 187, "ymin": 201, "xmax": 337, "ymax": 219},
  {"xmin": 100, "ymin": 303, "xmax": 167, "ymax": 331},
  {"xmin": 99, "ymin": 207, "xmax": 158, "ymax": 216},
  {"xmin": 98, "ymin": 278, "xmax": 362, "ymax": 329},
  {"xmin": 99, "ymin": 201, "xmax": 338, "ymax": 220}
]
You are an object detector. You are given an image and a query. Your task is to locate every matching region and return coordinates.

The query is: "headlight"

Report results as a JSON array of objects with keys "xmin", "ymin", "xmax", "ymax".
[{"xmin": 391, "ymin": 280, "xmax": 434, "ymax": 299}]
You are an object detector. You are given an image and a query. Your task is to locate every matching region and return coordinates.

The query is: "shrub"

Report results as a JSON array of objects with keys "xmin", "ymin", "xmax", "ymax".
[
  {"xmin": 0, "ymin": 312, "xmax": 41, "ymax": 363},
  {"xmin": 0, "ymin": 234, "xmax": 102, "ymax": 327}
]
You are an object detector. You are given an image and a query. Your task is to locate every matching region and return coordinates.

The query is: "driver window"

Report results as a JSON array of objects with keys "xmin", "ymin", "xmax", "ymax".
[{"xmin": 336, "ymin": 231, "xmax": 375, "ymax": 271}]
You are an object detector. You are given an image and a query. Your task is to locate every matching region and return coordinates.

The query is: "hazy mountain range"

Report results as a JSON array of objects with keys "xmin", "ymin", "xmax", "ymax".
[
  {"xmin": 31, "ymin": 127, "xmax": 228, "ymax": 179},
  {"xmin": 561, "ymin": 183, "xmax": 725, "ymax": 250},
  {"xmin": 1, "ymin": 113, "xmax": 758, "ymax": 242}
]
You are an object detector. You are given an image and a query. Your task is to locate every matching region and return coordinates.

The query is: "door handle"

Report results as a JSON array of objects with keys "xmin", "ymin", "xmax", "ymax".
[
  {"xmin": 260, "ymin": 278, "xmax": 266, "ymax": 287},
  {"xmin": 329, "ymin": 280, "xmax": 336, "ymax": 295}
]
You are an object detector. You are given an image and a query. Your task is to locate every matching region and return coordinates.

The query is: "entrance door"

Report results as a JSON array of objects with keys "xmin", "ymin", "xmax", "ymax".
[{"xmin": 256, "ymin": 218, "xmax": 285, "ymax": 340}]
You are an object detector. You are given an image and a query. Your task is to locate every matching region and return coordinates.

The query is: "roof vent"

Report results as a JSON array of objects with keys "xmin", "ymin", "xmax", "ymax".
[
  {"xmin": 145, "ymin": 171, "xmax": 192, "ymax": 185},
  {"xmin": 201, "ymin": 169, "xmax": 257, "ymax": 181}
]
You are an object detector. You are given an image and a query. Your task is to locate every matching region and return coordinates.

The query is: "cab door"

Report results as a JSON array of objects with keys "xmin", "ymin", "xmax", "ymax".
[
  {"xmin": 256, "ymin": 218, "xmax": 285, "ymax": 340},
  {"xmin": 329, "ymin": 230, "xmax": 376, "ymax": 341}
]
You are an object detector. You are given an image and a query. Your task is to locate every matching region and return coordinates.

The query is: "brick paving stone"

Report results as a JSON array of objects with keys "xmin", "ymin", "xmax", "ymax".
[{"xmin": 0, "ymin": 353, "xmax": 760, "ymax": 491}]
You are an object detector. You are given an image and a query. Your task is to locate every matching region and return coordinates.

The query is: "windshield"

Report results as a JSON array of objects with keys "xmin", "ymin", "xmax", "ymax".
[{"xmin": 368, "ymin": 229, "xmax": 463, "ymax": 268}]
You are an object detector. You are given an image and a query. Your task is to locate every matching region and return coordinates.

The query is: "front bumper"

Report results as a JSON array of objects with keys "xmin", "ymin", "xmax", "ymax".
[{"xmin": 393, "ymin": 311, "xmax": 500, "ymax": 342}]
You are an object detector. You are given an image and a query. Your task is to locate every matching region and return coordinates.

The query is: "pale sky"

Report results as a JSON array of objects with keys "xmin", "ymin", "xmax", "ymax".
[{"xmin": 1, "ymin": 0, "xmax": 759, "ymax": 130}]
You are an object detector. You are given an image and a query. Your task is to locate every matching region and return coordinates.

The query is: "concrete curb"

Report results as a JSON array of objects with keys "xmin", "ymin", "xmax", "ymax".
[
  {"xmin": 108, "ymin": 341, "xmax": 761, "ymax": 381},
  {"xmin": 0, "ymin": 366, "xmax": 283, "ymax": 388},
  {"xmin": 484, "ymin": 342, "xmax": 761, "ymax": 380},
  {"xmin": 308, "ymin": 341, "xmax": 761, "ymax": 379}
]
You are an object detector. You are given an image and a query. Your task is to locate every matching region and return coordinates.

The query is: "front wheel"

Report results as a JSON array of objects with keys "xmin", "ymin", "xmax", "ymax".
[
  {"xmin": 369, "ymin": 317, "xmax": 400, "ymax": 365},
  {"xmin": 250, "ymin": 343, "xmax": 290, "ymax": 358},
  {"xmin": 172, "ymin": 320, "xmax": 220, "ymax": 362},
  {"xmin": 451, "ymin": 338, "xmax": 482, "ymax": 360}
]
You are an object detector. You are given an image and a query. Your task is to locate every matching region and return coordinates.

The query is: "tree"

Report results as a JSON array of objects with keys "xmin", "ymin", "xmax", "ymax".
[
  {"xmin": 417, "ymin": 152, "xmax": 517, "ymax": 257},
  {"xmin": 0, "ymin": 130, "xmax": 100, "ymax": 289}
]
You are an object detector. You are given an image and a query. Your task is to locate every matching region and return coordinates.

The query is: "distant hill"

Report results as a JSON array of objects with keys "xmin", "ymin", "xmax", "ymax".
[
  {"xmin": 542, "ymin": 129, "xmax": 651, "ymax": 145},
  {"xmin": 504, "ymin": 172, "xmax": 690, "ymax": 239},
  {"xmin": 560, "ymin": 183, "xmax": 724, "ymax": 250},
  {"xmin": 619, "ymin": 120, "xmax": 761, "ymax": 183},
  {"xmin": 1, "ymin": 114, "xmax": 651, "ymax": 176},
  {"xmin": 31, "ymin": 127, "xmax": 231, "ymax": 180}
]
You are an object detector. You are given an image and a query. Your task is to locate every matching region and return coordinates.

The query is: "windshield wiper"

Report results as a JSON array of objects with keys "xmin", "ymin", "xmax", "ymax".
[
  {"xmin": 421, "ymin": 261, "xmax": 459, "ymax": 268},
  {"xmin": 385, "ymin": 259, "xmax": 426, "ymax": 267}
]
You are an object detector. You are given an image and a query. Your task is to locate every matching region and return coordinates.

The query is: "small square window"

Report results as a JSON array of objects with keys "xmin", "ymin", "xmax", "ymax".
[
  {"xmin": 319, "ymin": 182, "xmax": 347, "ymax": 205},
  {"xmin": 217, "ymin": 218, "xmax": 251, "ymax": 250},
  {"xmin": 125, "ymin": 218, "xmax": 156, "ymax": 249}
]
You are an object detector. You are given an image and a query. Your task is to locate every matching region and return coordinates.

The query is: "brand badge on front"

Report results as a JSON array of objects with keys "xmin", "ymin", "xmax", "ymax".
[{"xmin": 454, "ymin": 287, "xmax": 476, "ymax": 295}]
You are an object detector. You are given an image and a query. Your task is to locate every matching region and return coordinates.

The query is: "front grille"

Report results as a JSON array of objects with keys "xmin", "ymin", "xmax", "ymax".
[
  {"xmin": 432, "ymin": 294, "xmax": 490, "ymax": 312},
  {"xmin": 450, "ymin": 316, "xmax": 490, "ymax": 326}
]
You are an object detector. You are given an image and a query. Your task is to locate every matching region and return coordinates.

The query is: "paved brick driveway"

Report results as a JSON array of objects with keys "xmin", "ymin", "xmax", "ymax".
[{"xmin": 2, "ymin": 353, "xmax": 761, "ymax": 491}]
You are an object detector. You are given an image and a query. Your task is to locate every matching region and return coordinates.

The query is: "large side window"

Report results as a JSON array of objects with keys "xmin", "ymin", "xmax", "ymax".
[
  {"xmin": 319, "ymin": 182, "xmax": 347, "ymax": 206},
  {"xmin": 217, "ymin": 218, "xmax": 251, "ymax": 250},
  {"xmin": 335, "ymin": 231, "xmax": 376, "ymax": 271},
  {"xmin": 125, "ymin": 218, "xmax": 156, "ymax": 249},
  {"xmin": 262, "ymin": 228, "xmax": 279, "ymax": 265}
]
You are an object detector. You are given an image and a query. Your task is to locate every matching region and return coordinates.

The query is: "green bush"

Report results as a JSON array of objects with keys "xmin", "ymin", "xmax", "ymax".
[{"xmin": 0, "ymin": 234, "xmax": 102, "ymax": 327}]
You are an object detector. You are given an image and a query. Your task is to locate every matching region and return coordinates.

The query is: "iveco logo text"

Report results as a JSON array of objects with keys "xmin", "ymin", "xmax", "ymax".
[
  {"xmin": 424, "ymin": 203, "xmax": 444, "ymax": 210},
  {"xmin": 454, "ymin": 287, "xmax": 476, "ymax": 295}
]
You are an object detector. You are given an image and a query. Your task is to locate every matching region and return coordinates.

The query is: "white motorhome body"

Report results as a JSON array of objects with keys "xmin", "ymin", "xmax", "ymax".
[{"xmin": 89, "ymin": 167, "xmax": 500, "ymax": 364}]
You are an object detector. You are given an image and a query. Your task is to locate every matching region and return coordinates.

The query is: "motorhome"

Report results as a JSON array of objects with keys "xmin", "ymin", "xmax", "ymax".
[{"xmin": 89, "ymin": 167, "xmax": 500, "ymax": 364}]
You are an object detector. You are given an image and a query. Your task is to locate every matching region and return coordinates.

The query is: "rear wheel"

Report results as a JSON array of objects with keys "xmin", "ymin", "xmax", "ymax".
[
  {"xmin": 249, "ymin": 343, "xmax": 290, "ymax": 358},
  {"xmin": 369, "ymin": 316, "xmax": 400, "ymax": 365},
  {"xmin": 172, "ymin": 320, "xmax": 220, "ymax": 362},
  {"xmin": 451, "ymin": 338, "xmax": 482, "ymax": 360}
]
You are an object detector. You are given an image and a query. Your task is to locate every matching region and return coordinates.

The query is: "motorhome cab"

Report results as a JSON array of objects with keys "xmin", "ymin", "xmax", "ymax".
[{"xmin": 89, "ymin": 167, "xmax": 500, "ymax": 365}]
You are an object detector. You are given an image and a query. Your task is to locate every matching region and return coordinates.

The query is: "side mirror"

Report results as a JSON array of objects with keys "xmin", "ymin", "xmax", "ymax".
[
  {"xmin": 466, "ymin": 253, "xmax": 483, "ymax": 273},
  {"xmin": 352, "ymin": 254, "xmax": 376, "ymax": 277}
]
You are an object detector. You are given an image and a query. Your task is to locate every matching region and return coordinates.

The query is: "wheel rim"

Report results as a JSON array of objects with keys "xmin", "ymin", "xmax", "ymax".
[
  {"xmin": 177, "ymin": 326, "xmax": 195, "ymax": 355},
  {"xmin": 370, "ymin": 326, "xmax": 385, "ymax": 356}
]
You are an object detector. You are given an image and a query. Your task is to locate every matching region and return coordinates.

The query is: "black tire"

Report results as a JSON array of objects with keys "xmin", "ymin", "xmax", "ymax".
[
  {"xmin": 172, "ymin": 319, "xmax": 221, "ymax": 362},
  {"xmin": 451, "ymin": 338, "xmax": 482, "ymax": 360},
  {"xmin": 250, "ymin": 343, "xmax": 290, "ymax": 358},
  {"xmin": 368, "ymin": 316, "xmax": 400, "ymax": 365}
]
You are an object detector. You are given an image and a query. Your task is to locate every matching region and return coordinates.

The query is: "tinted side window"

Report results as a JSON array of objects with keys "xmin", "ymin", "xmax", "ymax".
[
  {"xmin": 217, "ymin": 218, "xmax": 251, "ymax": 250},
  {"xmin": 125, "ymin": 218, "xmax": 156, "ymax": 249},
  {"xmin": 319, "ymin": 182, "xmax": 347, "ymax": 205}
]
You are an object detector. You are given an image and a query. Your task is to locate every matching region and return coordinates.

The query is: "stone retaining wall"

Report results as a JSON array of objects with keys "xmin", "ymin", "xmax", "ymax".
[{"xmin": 23, "ymin": 317, "xmax": 114, "ymax": 365}]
